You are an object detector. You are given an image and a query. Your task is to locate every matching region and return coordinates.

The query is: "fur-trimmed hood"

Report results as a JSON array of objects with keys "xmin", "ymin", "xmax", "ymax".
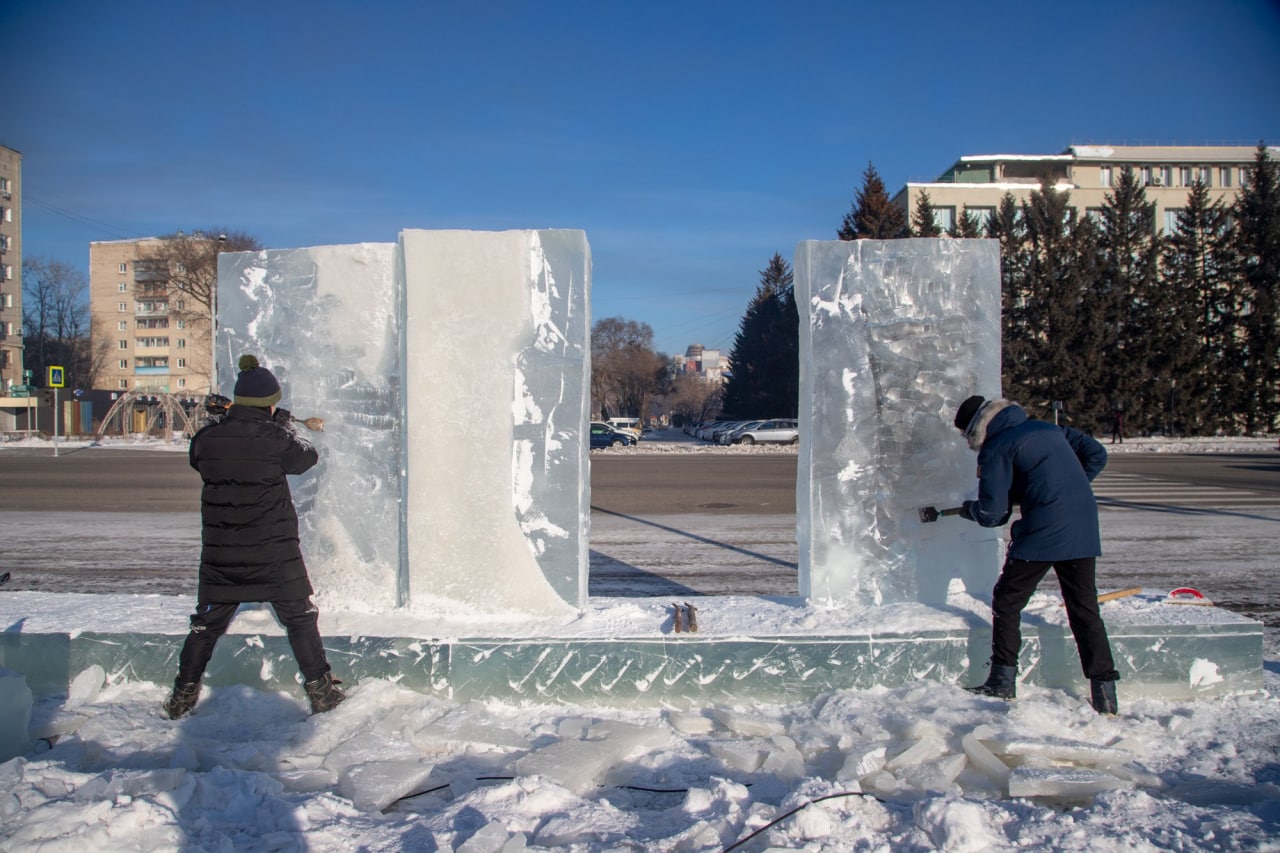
[{"xmin": 965, "ymin": 398, "xmax": 1021, "ymax": 450}]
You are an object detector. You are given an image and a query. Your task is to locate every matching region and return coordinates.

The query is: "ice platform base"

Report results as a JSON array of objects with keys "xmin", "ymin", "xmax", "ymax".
[{"xmin": 0, "ymin": 593, "xmax": 1263, "ymax": 706}]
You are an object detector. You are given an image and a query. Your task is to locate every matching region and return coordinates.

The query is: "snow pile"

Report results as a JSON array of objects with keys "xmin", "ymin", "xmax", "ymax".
[{"xmin": 2, "ymin": 668, "xmax": 1277, "ymax": 850}]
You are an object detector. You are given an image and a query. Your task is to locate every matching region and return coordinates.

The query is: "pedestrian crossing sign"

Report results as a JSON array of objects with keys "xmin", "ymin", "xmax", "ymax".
[{"xmin": 48, "ymin": 366, "xmax": 65, "ymax": 388}]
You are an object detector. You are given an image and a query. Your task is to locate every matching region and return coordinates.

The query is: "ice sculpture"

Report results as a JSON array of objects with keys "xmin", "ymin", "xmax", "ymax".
[
  {"xmin": 794, "ymin": 238, "xmax": 1003, "ymax": 606},
  {"xmin": 217, "ymin": 231, "xmax": 590, "ymax": 617},
  {"xmin": 218, "ymin": 245, "xmax": 403, "ymax": 611},
  {"xmin": 400, "ymin": 230, "xmax": 589, "ymax": 616}
]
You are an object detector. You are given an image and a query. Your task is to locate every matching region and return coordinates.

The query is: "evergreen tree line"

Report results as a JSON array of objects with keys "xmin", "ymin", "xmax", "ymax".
[
  {"xmin": 723, "ymin": 145, "xmax": 1279, "ymax": 436},
  {"xmin": 992, "ymin": 145, "xmax": 1278, "ymax": 435}
]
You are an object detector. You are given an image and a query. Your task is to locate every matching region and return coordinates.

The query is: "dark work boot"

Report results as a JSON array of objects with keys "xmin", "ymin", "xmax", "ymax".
[
  {"xmin": 303, "ymin": 672, "xmax": 346, "ymax": 714},
  {"xmin": 1091, "ymin": 679, "xmax": 1119, "ymax": 715},
  {"xmin": 163, "ymin": 679, "xmax": 202, "ymax": 720},
  {"xmin": 965, "ymin": 663, "xmax": 1017, "ymax": 699}
]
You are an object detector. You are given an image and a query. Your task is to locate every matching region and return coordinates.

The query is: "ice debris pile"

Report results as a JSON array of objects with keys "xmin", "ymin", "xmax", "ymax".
[{"xmin": 3, "ymin": 671, "xmax": 1277, "ymax": 850}]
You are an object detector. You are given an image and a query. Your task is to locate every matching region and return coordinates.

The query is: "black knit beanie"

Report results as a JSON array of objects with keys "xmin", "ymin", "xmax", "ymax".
[
  {"xmin": 954, "ymin": 395, "xmax": 986, "ymax": 433},
  {"xmin": 233, "ymin": 354, "xmax": 282, "ymax": 407}
]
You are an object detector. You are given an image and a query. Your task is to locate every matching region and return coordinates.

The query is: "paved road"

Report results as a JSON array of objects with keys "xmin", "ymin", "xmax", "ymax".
[{"xmin": 1, "ymin": 446, "xmax": 1276, "ymax": 632}]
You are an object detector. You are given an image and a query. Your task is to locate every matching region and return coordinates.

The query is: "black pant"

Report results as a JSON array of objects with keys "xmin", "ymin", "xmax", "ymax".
[
  {"xmin": 990, "ymin": 557, "xmax": 1119, "ymax": 681},
  {"xmin": 177, "ymin": 598, "xmax": 330, "ymax": 684}
]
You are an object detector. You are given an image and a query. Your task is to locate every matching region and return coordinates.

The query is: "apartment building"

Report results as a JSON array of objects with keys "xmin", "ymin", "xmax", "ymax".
[
  {"xmin": 88, "ymin": 237, "xmax": 215, "ymax": 396},
  {"xmin": 892, "ymin": 145, "xmax": 1271, "ymax": 235},
  {"xmin": 673, "ymin": 343, "xmax": 729, "ymax": 383},
  {"xmin": 0, "ymin": 144, "xmax": 22, "ymax": 391}
]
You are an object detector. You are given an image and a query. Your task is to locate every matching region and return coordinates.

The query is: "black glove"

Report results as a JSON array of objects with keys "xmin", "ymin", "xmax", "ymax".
[
  {"xmin": 272, "ymin": 407, "xmax": 292, "ymax": 425},
  {"xmin": 959, "ymin": 500, "xmax": 976, "ymax": 521}
]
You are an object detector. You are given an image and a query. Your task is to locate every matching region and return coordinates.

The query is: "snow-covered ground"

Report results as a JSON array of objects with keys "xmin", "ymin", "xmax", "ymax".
[{"xmin": 1, "ymin": 432, "xmax": 1278, "ymax": 851}]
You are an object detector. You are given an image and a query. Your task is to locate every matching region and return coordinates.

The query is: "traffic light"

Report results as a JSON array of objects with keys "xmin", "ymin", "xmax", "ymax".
[{"xmin": 42, "ymin": 389, "xmax": 54, "ymax": 406}]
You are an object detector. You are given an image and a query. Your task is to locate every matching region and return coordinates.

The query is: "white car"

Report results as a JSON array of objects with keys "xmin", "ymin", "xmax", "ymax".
[{"xmin": 731, "ymin": 419, "xmax": 799, "ymax": 445}]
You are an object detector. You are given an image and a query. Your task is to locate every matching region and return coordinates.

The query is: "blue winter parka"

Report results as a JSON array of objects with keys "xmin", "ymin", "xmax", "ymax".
[{"xmin": 964, "ymin": 403, "xmax": 1106, "ymax": 562}]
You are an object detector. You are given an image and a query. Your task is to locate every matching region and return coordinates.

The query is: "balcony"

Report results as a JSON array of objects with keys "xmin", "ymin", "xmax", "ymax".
[
  {"xmin": 135, "ymin": 366, "xmax": 171, "ymax": 376},
  {"xmin": 134, "ymin": 304, "xmax": 170, "ymax": 317}
]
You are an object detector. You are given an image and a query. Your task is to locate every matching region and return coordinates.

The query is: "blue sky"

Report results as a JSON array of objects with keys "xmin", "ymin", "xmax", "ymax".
[{"xmin": 3, "ymin": 0, "xmax": 1279, "ymax": 357}]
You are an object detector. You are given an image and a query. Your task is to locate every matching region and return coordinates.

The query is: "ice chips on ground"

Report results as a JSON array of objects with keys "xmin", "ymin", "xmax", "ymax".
[
  {"xmin": 711, "ymin": 707, "xmax": 787, "ymax": 737},
  {"xmin": 1007, "ymin": 766, "xmax": 1132, "ymax": 799},
  {"xmin": 983, "ymin": 735, "xmax": 1133, "ymax": 767},
  {"xmin": 338, "ymin": 760, "xmax": 436, "ymax": 812},
  {"xmin": 513, "ymin": 719, "xmax": 670, "ymax": 794},
  {"xmin": 66, "ymin": 665, "xmax": 105, "ymax": 707}
]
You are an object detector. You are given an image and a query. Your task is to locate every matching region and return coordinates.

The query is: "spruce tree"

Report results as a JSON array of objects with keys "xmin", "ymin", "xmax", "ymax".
[
  {"xmin": 722, "ymin": 254, "xmax": 799, "ymax": 418},
  {"xmin": 1233, "ymin": 142, "xmax": 1280, "ymax": 433},
  {"xmin": 988, "ymin": 192, "xmax": 1033, "ymax": 400},
  {"xmin": 1097, "ymin": 166, "xmax": 1161, "ymax": 431},
  {"xmin": 838, "ymin": 163, "xmax": 908, "ymax": 240},
  {"xmin": 1021, "ymin": 180, "xmax": 1088, "ymax": 420},
  {"xmin": 1160, "ymin": 180, "xmax": 1236, "ymax": 433},
  {"xmin": 912, "ymin": 190, "xmax": 942, "ymax": 237},
  {"xmin": 953, "ymin": 206, "xmax": 982, "ymax": 238}
]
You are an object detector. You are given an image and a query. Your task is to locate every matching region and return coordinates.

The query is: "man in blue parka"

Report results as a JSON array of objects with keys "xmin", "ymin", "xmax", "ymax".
[{"xmin": 953, "ymin": 395, "xmax": 1120, "ymax": 715}]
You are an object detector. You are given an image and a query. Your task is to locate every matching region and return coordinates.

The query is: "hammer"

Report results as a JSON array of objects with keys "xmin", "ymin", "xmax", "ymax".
[{"xmin": 919, "ymin": 505, "xmax": 965, "ymax": 523}]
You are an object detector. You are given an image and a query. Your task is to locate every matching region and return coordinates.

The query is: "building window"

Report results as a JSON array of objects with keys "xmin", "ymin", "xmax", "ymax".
[
  {"xmin": 1220, "ymin": 167, "xmax": 1232, "ymax": 188},
  {"xmin": 118, "ymin": 282, "xmax": 128, "ymax": 292},
  {"xmin": 1164, "ymin": 208, "xmax": 1184, "ymax": 234},
  {"xmin": 1100, "ymin": 166, "xmax": 1112, "ymax": 187},
  {"xmin": 118, "ymin": 379, "xmax": 128, "ymax": 390},
  {"xmin": 1198, "ymin": 167, "xmax": 1212, "ymax": 186},
  {"xmin": 118, "ymin": 262, "xmax": 127, "ymax": 274},
  {"xmin": 2, "ymin": 265, "xmax": 11, "ymax": 280},
  {"xmin": 176, "ymin": 319, "xmax": 186, "ymax": 329},
  {"xmin": 177, "ymin": 378, "xmax": 186, "ymax": 388},
  {"xmin": 2, "ymin": 207, "xmax": 9, "ymax": 222},
  {"xmin": 176, "ymin": 299, "xmax": 185, "ymax": 310},
  {"xmin": 1158, "ymin": 166, "xmax": 1171, "ymax": 187},
  {"xmin": 932, "ymin": 206, "xmax": 956, "ymax": 234},
  {"xmin": 177, "ymin": 339, "xmax": 186, "ymax": 349},
  {"xmin": 1179, "ymin": 166, "xmax": 1191, "ymax": 187},
  {"xmin": 0, "ymin": 178, "xmax": 9, "ymax": 192},
  {"xmin": 118, "ymin": 359, "xmax": 128, "ymax": 369},
  {"xmin": 966, "ymin": 206, "xmax": 995, "ymax": 231},
  {"xmin": 118, "ymin": 340, "xmax": 128, "ymax": 350},
  {"xmin": 177, "ymin": 358, "xmax": 186, "ymax": 368},
  {"xmin": 118, "ymin": 320, "xmax": 127, "ymax": 331},
  {"xmin": 2, "ymin": 293, "xmax": 11, "ymax": 308},
  {"xmin": 1085, "ymin": 208, "xmax": 1104, "ymax": 223},
  {"xmin": 118, "ymin": 302, "xmax": 128, "ymax": 312},
  {"xmin": 1139, "ymin": 166, "xmax": 1152, "ymax": 186}
]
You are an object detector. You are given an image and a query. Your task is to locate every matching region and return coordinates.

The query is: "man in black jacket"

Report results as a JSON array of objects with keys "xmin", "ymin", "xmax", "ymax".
[{"xmin": 164, "ymin": 355, "xmax": 345, "ymax": 719}]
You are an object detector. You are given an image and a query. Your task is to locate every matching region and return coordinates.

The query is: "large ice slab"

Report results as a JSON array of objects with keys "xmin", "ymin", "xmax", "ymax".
[
  {"xmin": 216, "ymin": 232, "xmax": 590, "ymax": 616},
  {"xmin": 794, "ymin": 238, "xmax": 1003, "ymax": 606},
  {"xmin": 400, "ymin": 230, "xmax": 590, "ymax": 616},
  {"xmin": 218, "ymin": 245, "xmax": 403, "ymax": 611}
]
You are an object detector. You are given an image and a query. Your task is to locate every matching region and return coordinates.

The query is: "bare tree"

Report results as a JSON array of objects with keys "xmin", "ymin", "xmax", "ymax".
[
  {"xmin": 136, "ymin": 229, "xmax": 262, "ymax": 389},
  {"xmin": 666, "ymin": 370, "xmax": 723, "ymax": 426},
  {"xmin": 21, "ymin": 257, "xmax": 94, "ymax": 389},
  {"xmin": 590, "ymin": 317, "xmax": 665, "ymax": 421}
]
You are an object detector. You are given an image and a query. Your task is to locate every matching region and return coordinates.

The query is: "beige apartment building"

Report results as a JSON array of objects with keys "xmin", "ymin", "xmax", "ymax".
[
  {"xmin": 89, "ymin": 237, "xmax": 215, "ymax": 397},
  {"xmin": 893, "ymin": 144, "xmax": 1272, "ymax": 234},
  {"xmin": 0, "ymin": 144, "xmax": 22, "ymax": 391}
]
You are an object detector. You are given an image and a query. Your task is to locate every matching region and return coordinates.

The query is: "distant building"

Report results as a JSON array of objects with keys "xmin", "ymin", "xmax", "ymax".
[
  {"xmin": 673, "ymin": 344, "xmax": 729, "ymax": 383},
  {"xmin": 88, "ymin": 236, "xmax": 216, "ymax": 397},
  {"xmin": 892, "ymin": 144, "xmax": 1271, "ymax": 235},
  {"xmin": 0, "ymin": 144, "xmax": 22, "ymax": 393}
]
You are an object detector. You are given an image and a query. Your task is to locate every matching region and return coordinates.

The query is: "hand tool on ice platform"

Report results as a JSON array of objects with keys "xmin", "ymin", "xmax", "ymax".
[
  {"xmin": 672, "ymin": 602, "xmax": 684, "ymax": 633},
  {"xmin": 1092, "ymin": 586, "xmax": 1143, "ymax": 604},
  {"xmin": 919, "ymin": 505, "xmax": 965, "ymax": 523},
  {"xmin": 1166, "ymin": 587, "xmax": 1214, "ymax": 606}
]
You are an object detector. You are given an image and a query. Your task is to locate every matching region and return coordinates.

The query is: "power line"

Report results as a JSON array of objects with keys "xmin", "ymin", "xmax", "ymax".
[{"xmin": 23, "ymin": 193, "xmax": 137, "ymax": 241}]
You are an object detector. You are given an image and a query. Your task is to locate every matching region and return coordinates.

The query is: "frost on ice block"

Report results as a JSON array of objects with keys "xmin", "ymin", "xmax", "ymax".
[
  {"xmin": 794, "ymin": 238, "xmax": 1002, "ymax": 606},
  {"xmin": 400, "ymin": 230, "xmax": 590, "ymax": 616},
  {"xmin": 217, "ymin": 245, "xmax": 403, "ymax": 611}
]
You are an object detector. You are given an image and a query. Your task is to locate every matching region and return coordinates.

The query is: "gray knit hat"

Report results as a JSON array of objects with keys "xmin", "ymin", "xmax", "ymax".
[{"xmin": 233, "ymin": 354, "xmax": 282, "ymax": 407}]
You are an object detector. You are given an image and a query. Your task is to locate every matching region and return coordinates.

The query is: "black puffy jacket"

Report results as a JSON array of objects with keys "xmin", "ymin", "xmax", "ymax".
[{"xmin": 188, "ymin": 405, "xmax": 319, "ymax": 603}]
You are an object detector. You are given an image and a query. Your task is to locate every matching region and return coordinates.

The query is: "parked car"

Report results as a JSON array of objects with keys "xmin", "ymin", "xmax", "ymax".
[
  {"xmin": 590, "ymin": 421, "xmax": 636, "ymax": 449},
  {"xmin": 719, "ymin": 420, "xmax": 764, "ymax": 445},
  {"xmin": 709, "ymin": 421, "xmax": 746, "ymax": 443},
  {"xmin": 731, "ymin": 418, "xmax": 799, "ymax": 445},
  {"xmin": 607, "ymin": 417, "xmax": 643, "ymax": 441}
]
